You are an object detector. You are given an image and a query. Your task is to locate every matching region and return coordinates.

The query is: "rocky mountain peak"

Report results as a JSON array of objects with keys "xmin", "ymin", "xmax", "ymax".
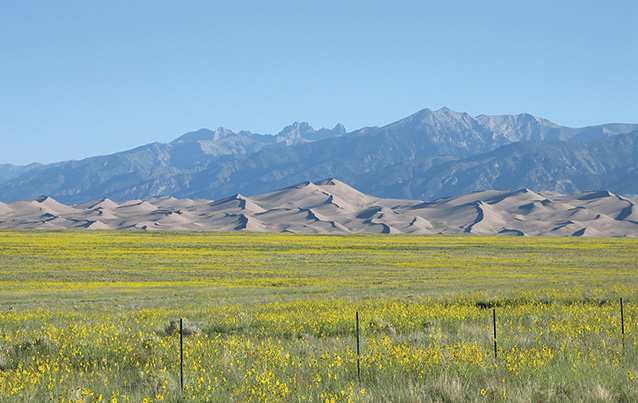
[
  {"xmin": 276, "ymin": 122, "xmax": 315, "ymax": 140},
  {"xmin": 171, "ymin": 127, "xmax": 237, "ymax": 144},
  {"xmin": 332, "ymin": 123, "xmax": 347, "ymax": 135},
  {"xmin": 1, "ymin": 107, "xmax": 637, "ymax": 205}
]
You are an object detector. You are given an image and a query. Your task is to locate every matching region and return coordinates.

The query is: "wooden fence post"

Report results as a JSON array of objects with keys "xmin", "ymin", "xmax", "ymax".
[
  {"xmin": 180, "ymin": 318, "xmax": 184, "ymax": 390},
  {"xmin": 356, "ymin": 311, "xmax": 361, "ymax": 382}
]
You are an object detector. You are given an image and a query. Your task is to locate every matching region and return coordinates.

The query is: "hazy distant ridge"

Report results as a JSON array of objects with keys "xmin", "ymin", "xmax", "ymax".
[{"xmin": 0, "ymin": 107, "xmax": 636, "ymax": 204}]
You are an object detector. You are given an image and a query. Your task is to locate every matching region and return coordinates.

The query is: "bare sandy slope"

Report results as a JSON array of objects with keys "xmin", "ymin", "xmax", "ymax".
[{"xmin": 1, "ymin": 179, "xmax": 637, "ymax": 237}]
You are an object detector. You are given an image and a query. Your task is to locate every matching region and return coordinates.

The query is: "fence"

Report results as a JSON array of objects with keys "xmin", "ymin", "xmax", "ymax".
[{"xmin": 174, "ymin": 297, "xmax": 632, "ymax": 390}]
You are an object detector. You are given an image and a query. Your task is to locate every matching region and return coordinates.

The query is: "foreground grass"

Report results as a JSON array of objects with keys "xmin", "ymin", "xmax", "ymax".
[{"xmin": 0, "ymin": 230, "xmax": 637, "ymax": 401}]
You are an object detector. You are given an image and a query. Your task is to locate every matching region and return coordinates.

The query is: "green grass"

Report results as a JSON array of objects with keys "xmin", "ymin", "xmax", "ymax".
[
  {"xmin": 1, "ymin": 229, "xmax": 637, "ymax": 307},
  {"xmin": 0, "ymin": 230, "xmax": 637, "ymax": 402}
]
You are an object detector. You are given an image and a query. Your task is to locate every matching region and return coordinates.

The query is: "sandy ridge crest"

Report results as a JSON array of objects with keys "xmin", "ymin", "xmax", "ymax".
[{"xmin": 1, "ymin": 179, "xmax": 637, "ymax": 237}]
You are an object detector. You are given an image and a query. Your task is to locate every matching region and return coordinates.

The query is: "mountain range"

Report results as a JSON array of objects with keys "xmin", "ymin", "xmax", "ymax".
[{"xmin": 1, "ymin": 107, "xmax": 637, "ymax": 204}]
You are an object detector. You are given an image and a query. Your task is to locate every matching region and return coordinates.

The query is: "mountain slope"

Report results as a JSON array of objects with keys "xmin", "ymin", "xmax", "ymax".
[
  {"xmin": 141, "ymin": 110, "xmax": 638, "ymax": 200},
  {"xmin": 0, "ymin": 107, "xmax": 636, "ymax": 204},
  {"xmin": 349, "ymin": 132, "xmax": 638, "ymax": 200}
]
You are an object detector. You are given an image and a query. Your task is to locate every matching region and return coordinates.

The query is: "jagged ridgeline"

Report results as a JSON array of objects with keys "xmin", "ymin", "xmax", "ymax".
[{"xmin": 0, "ymin": 108, "xmax": 637, "ymax": 205}]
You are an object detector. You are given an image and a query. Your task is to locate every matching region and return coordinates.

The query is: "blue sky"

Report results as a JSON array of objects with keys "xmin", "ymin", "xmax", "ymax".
[{"xmin": 1, "ymin": 1, "xmax": 636, "ymax": 165}]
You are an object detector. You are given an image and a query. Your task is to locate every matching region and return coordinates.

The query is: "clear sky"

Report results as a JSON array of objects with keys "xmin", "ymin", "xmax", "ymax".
[{"xmin": 1, "ymin": 1, "xmax": 636, "ymax": 165}]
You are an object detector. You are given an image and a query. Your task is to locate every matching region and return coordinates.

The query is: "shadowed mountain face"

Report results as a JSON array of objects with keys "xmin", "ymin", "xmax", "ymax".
[
  {"xmin": 0, "ymin": 107, "xmax": 637, "ymax": 204},
  {"xmin": 347, "ymin": 132, "xmax": 638, "ymax": 200},
  {"xmin": 1, "ymin": 179, "xmax": 637, "ymax": 237}
]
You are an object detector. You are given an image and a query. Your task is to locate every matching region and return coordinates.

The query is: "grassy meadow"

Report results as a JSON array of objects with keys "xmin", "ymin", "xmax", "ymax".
[{"xmin": 0, "ymin": 230, "xmax": 636, "ymax": 402}]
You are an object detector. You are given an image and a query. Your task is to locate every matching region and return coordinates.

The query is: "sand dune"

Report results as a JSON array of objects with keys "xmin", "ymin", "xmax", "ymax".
[
  {"xmin": 76, "ymin": 197, "xmax": 120, "ymax": 210},
  {"xmin": 1, "ymin": 179, "xmax": 637, "ymax": 236},
  {"xmin": 615, "ymin": 201, "xmax": 638, "ymax": 221},
  {"xmin": 209, "ymin": 194, "xmax": 266, "ymax": 214},
  {"xmin": 464, "ymin": 201, "xmax": 509, "ymax": 235},
  {"xmin": 7, "ymin": 196, "xmax": 78, "ymax": 217},
  {"xmin": 0, "ymin": 201, "xmax": 13, "ymax": 215},
  {"xmin": 30, "ymin": 196, "xmax": 79, "ymax": 214},
  {"xmin": 116, "ymin": 200, "xmax": 158, "ymax": 213},
  {"xmin": 80, "ymin": 220, "xmax": 113, "ymax": 230}
]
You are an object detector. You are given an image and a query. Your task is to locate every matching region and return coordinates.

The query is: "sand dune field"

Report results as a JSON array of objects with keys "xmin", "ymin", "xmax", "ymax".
[{"xmin": 1, "ymin": 179, "xmax": 637, "ymax": 236}]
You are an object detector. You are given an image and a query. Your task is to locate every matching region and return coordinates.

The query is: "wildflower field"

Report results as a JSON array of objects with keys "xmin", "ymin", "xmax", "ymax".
[{"xmin": 0, "ymin": 230, "xmax": 636, "ymax": 402}]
